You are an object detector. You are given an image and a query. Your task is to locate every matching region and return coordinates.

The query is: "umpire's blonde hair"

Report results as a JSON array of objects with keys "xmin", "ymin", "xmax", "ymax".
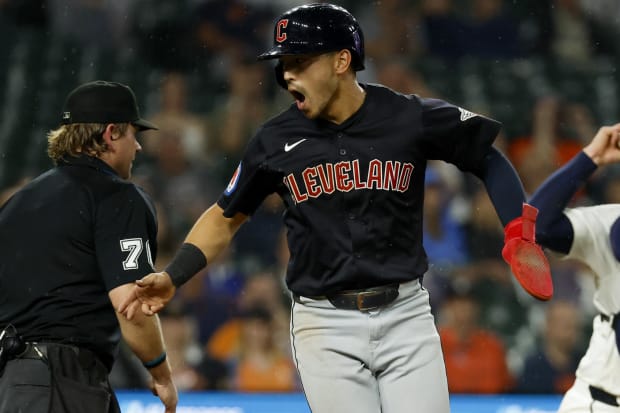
[{"xmin": 47, "ymin": 123, "xmax": 129, "ymax": 164}]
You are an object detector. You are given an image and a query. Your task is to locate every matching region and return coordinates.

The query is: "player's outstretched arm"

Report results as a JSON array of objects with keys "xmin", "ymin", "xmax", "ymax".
[
  {"xmin": 119, "ymin": 204, "xmax": 247, "ymax": 319},
  {"xmin": 528, "ymin": 123, "xmax": 620, "ymax": 254}
]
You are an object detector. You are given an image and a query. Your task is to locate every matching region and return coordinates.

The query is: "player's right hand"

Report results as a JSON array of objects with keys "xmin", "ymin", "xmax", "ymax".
[{"xmin": 118, "ymin": 272, "xmax": 176, "ymax": 319}]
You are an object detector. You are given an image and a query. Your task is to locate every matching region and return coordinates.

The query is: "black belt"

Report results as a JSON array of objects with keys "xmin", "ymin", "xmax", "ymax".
[
  {"xmin": 17, "ymin": 342, "xmax": 48, "ymax": 360},
  {"xmin": 600, "ymin": 313, "xmax": 620, "ymax": 331},
  {"xmin": 17, "ymin": 343, "xmax": 101, "ymax": 370},
  {"xmin": 17, "ymin": 342, "xmax": 83, "ymax": 363},
  {"xmin": 590, "ymin": 385, "xmax": 620, "ymax": 407},
  {"xmin": 293, "ymin": 284, "xmax": 400, "ymax": 311}
]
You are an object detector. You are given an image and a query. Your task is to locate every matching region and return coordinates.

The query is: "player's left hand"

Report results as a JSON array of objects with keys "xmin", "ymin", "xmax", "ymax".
[
  {"xmin": 118, "ymin": 272, "xmax": 176, "ymax": 319},
  {"xmin": 502, "ymin": 203, "xmax": 553, "ymax": 301}
]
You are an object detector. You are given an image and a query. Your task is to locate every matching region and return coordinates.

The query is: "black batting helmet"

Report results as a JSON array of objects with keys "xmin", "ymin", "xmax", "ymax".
[{"xmin": 258, "ymin": 3, "xmax": 365, "ymax": 71}]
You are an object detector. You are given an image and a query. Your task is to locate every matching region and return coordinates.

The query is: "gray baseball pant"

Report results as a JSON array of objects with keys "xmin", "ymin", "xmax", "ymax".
[{"xmin": 290, "ymin": 279, "xmax": 450, "ymax": 413}]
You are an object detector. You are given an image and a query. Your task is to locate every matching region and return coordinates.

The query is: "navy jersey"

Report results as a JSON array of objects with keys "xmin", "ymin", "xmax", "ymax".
[
  {"xmin": 0, "ymin": 155, "xmax": 157, "ymax": 370},
  {"xmin": 218, "ymin": 84, "xmax": 501, "ymax": 296}
]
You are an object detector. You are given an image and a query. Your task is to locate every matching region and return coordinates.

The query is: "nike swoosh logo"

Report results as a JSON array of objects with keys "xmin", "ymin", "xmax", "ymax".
[{"xmin": 284, "ymin": 138, "xmax": 307, "ymax": 152}]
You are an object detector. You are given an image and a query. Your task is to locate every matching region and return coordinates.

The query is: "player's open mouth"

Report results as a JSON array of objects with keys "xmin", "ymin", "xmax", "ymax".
[
  {"xmin": 291, "ymin": 90, "xmax": 305, "ymax": 103},
  {"xmin": 291, "ymin": 90, "xmax": 307, "ymax": 110}
]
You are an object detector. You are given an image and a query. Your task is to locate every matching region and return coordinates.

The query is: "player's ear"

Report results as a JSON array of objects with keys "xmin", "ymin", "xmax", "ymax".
[{"xmin": 334, "ymin": 49, "xmax": 352, "ymax": 74}]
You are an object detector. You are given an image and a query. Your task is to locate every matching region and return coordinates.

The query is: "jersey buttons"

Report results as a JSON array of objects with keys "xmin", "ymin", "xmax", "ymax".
[{"xmin": 339, "ymin": 148, "xmax": 347, "ymax": 156}]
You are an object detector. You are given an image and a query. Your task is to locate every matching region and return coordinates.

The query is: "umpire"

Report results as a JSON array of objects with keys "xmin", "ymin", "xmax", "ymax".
[{"xmin": 0, "ymin": 81, "xmax": 177, "ymax": 412}]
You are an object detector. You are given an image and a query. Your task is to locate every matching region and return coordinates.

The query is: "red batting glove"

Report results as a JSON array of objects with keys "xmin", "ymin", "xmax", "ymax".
[{"xmin": 502, "ymin": 203, "xmax": 553, "ymax": 301}]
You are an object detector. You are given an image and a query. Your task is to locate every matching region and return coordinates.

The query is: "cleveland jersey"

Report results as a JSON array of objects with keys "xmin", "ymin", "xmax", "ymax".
[
  {"xmin": 218, "ymin": 84, "xmax": 501, "ymax": 296},
  {"xmin": 0, "ymin": 155, "xmax": 158, "ymax": 370}
]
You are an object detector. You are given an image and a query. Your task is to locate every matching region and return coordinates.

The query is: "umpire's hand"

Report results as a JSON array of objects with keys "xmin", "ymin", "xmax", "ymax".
[
  {"xmin": 118, "ymin": 272, "xmax": 176, "ymax": 319},
  {"xmin": 151, "ymin": 374, "xmax": 178, "ymax": 413}
]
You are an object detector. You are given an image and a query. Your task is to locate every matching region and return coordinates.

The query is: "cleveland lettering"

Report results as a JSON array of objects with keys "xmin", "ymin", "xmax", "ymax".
[{"xmin": 284, "ymin": 159, "xmax": 414, "ymax": 203}]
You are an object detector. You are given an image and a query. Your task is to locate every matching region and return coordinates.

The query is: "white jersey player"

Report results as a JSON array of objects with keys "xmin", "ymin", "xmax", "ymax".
[{"xmin": 529, "ymin": 124, "xmax": 620, "ymax": 412}]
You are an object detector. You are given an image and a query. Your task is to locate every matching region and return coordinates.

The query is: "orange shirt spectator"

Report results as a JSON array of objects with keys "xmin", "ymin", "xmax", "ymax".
[
  {"xmin": 233, "ymin": 353, "xmax": 298, "ymax": 392},
  {"xmin": 440, "ymin": 326, "xmax": 513, "ymax": 393},
  {"xmin": 228, "ymin": 306, "xmax": 299, "ymax": 393},
  {"xmin": 207, "ymin": 319, "xmax": 241, "ymax": 361},
  {"xmin": 206, "ymin": 271, "xmax": 291, "ymax": 362},
  {"xmin": 438, "ymin": 286, "xmax": 514, "ymax": 393}
]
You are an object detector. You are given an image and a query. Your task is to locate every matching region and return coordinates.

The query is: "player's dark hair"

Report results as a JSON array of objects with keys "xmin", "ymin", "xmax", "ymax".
[{"xmin": 47, "ymin": 123, "xmax": 129, "ymax": 164}]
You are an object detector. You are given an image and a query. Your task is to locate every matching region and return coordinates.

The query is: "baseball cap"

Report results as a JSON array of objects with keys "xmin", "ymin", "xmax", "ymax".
[{"xmin": 60, "ymin": 80, "xmax": 158, "ymax": 131}]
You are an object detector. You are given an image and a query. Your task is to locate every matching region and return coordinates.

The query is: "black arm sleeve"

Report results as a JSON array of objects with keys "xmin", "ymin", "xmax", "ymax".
[
  {"xmin": 528, "ymin": 151, "xmax": 597, "ymax": 253},
  {"xmin": 469, "ymin": 146, "xmax": 525, "ymax": 227}
]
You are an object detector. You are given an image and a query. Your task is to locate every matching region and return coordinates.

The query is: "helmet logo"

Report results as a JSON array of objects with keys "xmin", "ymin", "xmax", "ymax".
[{"xmin": 276, "ymin": 19, "xmax": 289, "ymax": 43}]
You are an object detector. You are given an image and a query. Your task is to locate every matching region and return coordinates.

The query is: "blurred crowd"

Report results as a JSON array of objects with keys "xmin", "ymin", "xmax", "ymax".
[{"xmin": 2, "ymin": 0, "xmax": 620, "ymax": 395}]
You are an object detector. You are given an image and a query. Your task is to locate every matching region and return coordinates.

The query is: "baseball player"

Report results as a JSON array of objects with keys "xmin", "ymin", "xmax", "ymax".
[
  {"xmin": 120, "ymin": 4, "xmax": 551, "ymax": 412},
  {"xmin": 529, "ymin": 124, "xmax": 620, "ymax": 412}
]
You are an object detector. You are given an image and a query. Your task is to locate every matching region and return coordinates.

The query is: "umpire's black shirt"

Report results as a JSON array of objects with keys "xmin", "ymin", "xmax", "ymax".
[{"xmin": 0, "ymin": 155, "xmax": 158, "ymax": 371}]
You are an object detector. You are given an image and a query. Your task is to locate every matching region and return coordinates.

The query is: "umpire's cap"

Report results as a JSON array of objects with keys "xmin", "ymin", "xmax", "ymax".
[
  {"xmin": 258, "ymin": 3, "xmax": 365, "ymax": 71},
  {"xmin": 61, "ymin": 80, "xmax": 158, "ymax": 131}
]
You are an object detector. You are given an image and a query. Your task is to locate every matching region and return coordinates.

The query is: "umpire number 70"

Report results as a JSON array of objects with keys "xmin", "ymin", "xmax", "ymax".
[{"xmin": 120, "ymin": 238, "xmax": 154, "ymax": 270}]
